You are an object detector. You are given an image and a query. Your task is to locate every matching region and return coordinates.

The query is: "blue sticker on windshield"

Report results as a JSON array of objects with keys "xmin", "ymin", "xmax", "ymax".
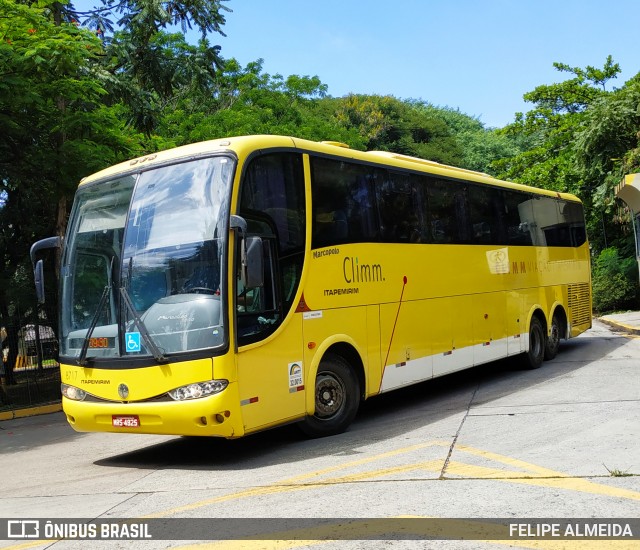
[{"xmin": 125, "ymin": 332, "xmax": 141, "ymax": 353}]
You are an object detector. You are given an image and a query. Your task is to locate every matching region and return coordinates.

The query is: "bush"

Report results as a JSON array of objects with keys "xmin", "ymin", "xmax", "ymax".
[{"xmin": 592, "ymin": 248, "xmax": 640, "ymax": 313}]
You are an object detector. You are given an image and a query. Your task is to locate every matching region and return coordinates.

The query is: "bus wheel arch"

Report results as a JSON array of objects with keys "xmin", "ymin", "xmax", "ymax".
[
  {"xmin": 299, "ymin": 343, "xmax": 364, "ymax": 438},
  {"xmin": 524, "ymin": 310, "xmax": 546, "ymax": 369},
  {"xmin": 544, "ymin": 306, "xmax": 567, "ymax": 361}
]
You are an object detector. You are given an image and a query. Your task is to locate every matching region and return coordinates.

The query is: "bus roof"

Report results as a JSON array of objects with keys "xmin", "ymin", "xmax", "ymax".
[{"xmin": 79, "ymin": 135, "xmax": 581, "ymax": 203}]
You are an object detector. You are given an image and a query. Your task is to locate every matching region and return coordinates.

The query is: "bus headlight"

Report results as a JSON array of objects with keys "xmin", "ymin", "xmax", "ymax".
[
  {"xmin": 61, "ymin": 384, "xmax": 87, "ymax": 401},
  {"xmin": 168, "ymin": 380, "xmax": 228, "ymax": 401}
]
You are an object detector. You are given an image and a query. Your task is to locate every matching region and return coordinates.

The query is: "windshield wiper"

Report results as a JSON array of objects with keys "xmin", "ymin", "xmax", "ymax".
[
  {"xmin": 76, "ymin": 284, "xmax": 111, "ymax": 366},
  {"xmin": 119, "ymin": 287, "xmax": 168, "ymax": 363},
  {"xmin": 77, "ymin": 256, "xmax": 116, "ymax": 366}
]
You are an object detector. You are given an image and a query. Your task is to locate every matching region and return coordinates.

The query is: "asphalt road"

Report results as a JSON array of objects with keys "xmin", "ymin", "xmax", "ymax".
[{"xmin": 1, "ymin": 319, "xmax": 639, "ymax": 549}]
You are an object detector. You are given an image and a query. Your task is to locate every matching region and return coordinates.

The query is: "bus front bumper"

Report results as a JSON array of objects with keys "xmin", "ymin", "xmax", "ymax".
[{"xmin": 62, "ymin": 387, "xmax": 244, "ymax": 438}]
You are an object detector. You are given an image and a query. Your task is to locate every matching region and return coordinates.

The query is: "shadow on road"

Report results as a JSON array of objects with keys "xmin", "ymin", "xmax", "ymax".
[{"xmin": 94, "ymin": 329, "xmax": 626, "ymax": 471}]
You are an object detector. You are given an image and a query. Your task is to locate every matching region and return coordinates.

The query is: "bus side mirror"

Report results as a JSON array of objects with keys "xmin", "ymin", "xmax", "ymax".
[
  {"xmin": 34, "ymin": 260, "xmax": 45, "ymax": 304},
  {"xmin": 230, "ymin": 215, "xmax": 264, "ymax": 289},
  {"xmin": 30, "ymin": 236, "xmax": 62, "ymax": 304},
  {"xmin": 241, "ymin": 236, "xmax": 264, "ymax": 289}
]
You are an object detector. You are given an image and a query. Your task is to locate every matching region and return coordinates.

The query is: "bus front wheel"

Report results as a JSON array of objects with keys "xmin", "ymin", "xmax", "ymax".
[
  {"xmin": 299, "ymin": 354, "xmax": 360, "ymax": 438},
  {"xmin": 525, "ymin": 316, "xmax": 545, "ymax": 369}
]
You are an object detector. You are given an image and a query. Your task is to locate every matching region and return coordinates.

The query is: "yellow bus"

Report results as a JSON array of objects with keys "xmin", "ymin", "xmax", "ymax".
[{"xmin": 31, "ymin": 135, "xmax": 592, "ymax": 438}]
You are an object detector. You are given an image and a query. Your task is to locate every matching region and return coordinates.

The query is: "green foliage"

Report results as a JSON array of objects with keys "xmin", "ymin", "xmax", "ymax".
[
  {"xmin": 414, "ymin": 104, "xmax": 523, "ymax": 174},
  {"xmin": 492, "ymin": 58, "xmax": 640, "ymax": 259},
  {"xmin": 523, "ymin": 56, "xmax": 620, "ymax": 115},
  {"xmin": 573, "ymin": 79, "xmax": 640, "ymax": 205},
  {"xmin": 101, "ymin": 30, "xmax": 225, "ymax": 133},
  {"xmin": 71, "ymin": 0, "xmax": 230, "ymax": 40},
  {"xmin": 592, "ymin": 248, "xmax": 639, "ymax": 313},
  {"xmin": 157, "ymin": 58, "xmax": 363, "ymax": 146},
  {"xmin": 492, "ymin": 57, "xmax": 640, "ymax": 310},
  {"xmin": 331, "ymin": 94, "xmax": 463, "ymax": 165},
  {"xmin": 495, "ymin": 57, "xmax": 621, "ymax": 197},
  {"xmin": 0, "ymin": 0, "xmax": 147, "ymax": 318}
]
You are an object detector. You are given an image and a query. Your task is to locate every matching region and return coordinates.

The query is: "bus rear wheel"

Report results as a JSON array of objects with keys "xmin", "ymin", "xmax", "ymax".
[
  {"xmin": 525, "ymin": 316, "xmax": 545, "ymax": 369},
  {"xmin": 299, "ymin": 354, "xmax": 360, "ymax": 438},
  {"xmin": 544, "ymin": 314, "xmax": 561, "ymax": 360}
]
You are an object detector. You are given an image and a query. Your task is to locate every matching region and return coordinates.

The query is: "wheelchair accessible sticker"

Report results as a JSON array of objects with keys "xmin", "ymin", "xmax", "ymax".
[{"xmin": 125, "ymin": 332, "xmax": 141, "ymax": 353}]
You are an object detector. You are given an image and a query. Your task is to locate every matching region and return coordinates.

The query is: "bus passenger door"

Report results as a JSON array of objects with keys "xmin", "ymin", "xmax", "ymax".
[
  {"xmin": 236, "ymin": 316, "xmax": 305, "ymax": 433},
  {"xmin": 235, "ymin": 240, "xmax": 306, "ymax": 433},
  {"xmin": 233, "ymin": 150, "xmax": 308, "ymax": 433}
]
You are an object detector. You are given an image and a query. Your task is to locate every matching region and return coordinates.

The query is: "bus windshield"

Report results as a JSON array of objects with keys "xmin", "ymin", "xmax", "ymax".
[{"xmin": 60, "ymin": 156, "xmax": 234, "ymax": 362}]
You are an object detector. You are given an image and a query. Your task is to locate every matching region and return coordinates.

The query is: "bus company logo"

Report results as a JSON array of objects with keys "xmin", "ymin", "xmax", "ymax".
[
  {"xmin": 313, "ymin": 247, "xmax": 340, "ymax": 259},
  {"xmin": 118, "ymin": 384, "xmax": 129, "ymax": 399},
  {"xmin": 343, "ymin": 256, "xmax": 385, "ymax": 284}
]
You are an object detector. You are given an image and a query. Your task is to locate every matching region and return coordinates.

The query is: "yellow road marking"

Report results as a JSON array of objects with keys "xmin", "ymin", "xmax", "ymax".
[
  {"xmin": 143, "ymin": 459, "xmax": 445, "ymax": 518},
  {"xmin": 4, "ymin": 442, "xmax": 638, "ymax": 550},
  {"xmin": 142, "ymin": 442, "xmax": 446, "ymax": 518},
  {"xmin": 447, "ymin": 444, "xmax": 640, "ymax": 501},
  {"xmin": 0, "ymin": 543, "xmax": 53, "ymax": 550},
  {"xmin": 144, "ymin": 441, "xmax": 640, "ymax": 519}
]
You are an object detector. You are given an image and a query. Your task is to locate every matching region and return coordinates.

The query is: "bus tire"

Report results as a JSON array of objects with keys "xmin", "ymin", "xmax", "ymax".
[
  {"xmin": 544, "ymin": 314, "xmax": 561, "ymax": 361},
  {"xmin": 525, "ymin": 316, "xmax": 545, "ymax": 369},
  {"xmin": 299, "ymin": 354, "xmax": 360, "ymax": 438}
]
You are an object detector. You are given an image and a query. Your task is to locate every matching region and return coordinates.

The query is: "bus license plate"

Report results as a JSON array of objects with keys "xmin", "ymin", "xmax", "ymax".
[{"xmin": 112, "ymin": 415, "xmax": 140, "ymax": 428}]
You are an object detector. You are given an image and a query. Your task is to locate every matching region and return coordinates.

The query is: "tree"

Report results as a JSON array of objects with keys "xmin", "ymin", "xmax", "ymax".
[
  {"xmin": 573, "ymin": 76, "xmax": 640, "ymax": 205},
  {"xmin": 330, "ymin": 94, "xmax": 463, "ymax": 165},
  {"xmin": 0, "ymin": 0, "xmax": 145, "ymax": 320},
  {"xmin": 68, "ymin": 0, "xmax": 230, "ymax": 134},
  {"xmin": 412, "ymin": 104, "xmax": 523, "ymax": 174},
  {"xmin": 158, "ymin": 58, "xmax": 365, "ymax": 146},
  {"xmin": 493, "ymin": 57, "xmax": 623, "ymax": 201},
  {"xmin": 492, "ymin": 57, "xmax": 640, "ymax": 311},
  {"xmin": 1, "ymin": 0, "xmax": 233, "ymax": 323}
]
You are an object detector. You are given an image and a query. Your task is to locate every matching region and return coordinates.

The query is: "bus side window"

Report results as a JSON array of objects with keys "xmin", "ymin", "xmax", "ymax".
[
  {"xmin": 469, "ymin": 185, "xmax": 504, "ymax": 244},
  {"xmin": 237, "ymin": 152, "xmax": 306, "ymax": 345},
  {"xmin": 311, "ymin": 157, "xmax": 379, "ymax": 247},
  {"xmin": 427, "ymin": 179, "xmax": 470, "ymax": 244},
  {"xmin": 503, "ymin": 191, "xmax": 534, "ymax": 246},
  {"xmin": 377, "ymin": 172, "xmax": 428, "ymax": 243}
]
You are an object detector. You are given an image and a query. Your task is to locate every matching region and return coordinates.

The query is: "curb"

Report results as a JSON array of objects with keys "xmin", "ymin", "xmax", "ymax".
[
  {"xmin": 598, "ymin": 317, "xmax": 640, "ymax": 336},
  {"xmin": 0, "ymin": 402, "xmax": 62, "ymax": 422}
]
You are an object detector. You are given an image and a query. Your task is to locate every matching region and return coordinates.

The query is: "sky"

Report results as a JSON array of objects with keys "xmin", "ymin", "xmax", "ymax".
[{"xmin": 208, "ymin": 0, "xmax": 639, "ymax": 128}]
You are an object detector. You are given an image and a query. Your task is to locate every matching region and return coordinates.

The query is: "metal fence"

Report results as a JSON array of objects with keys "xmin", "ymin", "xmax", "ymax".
[{"xmin": 1, "ymin": 313, "xmax": 61, "ymax": 413}]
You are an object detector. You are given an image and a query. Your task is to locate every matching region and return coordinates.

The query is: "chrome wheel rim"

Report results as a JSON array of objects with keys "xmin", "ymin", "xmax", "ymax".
[{"xmin": 315, "ymin": 373, "xmax": 346, "ymax": 418}]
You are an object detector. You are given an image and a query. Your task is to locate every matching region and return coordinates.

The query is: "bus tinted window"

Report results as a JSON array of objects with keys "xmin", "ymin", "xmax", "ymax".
[
  {"xmin": 540, "ymin": 198, "xmax": 587, "ymax": 246},
  {"xmin": 377, "ymin": 172, "xmax": 428, "ymax": 243},
  {"xmin": 502, "ymin": 190, "xmax": 534, "ymax": 246},
  {"xmin": 426, "ymin": 179, "xmax": 470, "ymax": 244},
  {"xmin": 311, "ymin": 157, "xmax": 380, "ymax": 247},
  {"xmin": 310, "ymin": 155, "xmax": 585, "ymax": 249},
  {"xmin": 239, "ymin": 153, "xmax": 306, "ymax": 344},
  {"xmin": 242, "ymin": 153, "xmax": 305, "ymax": 254},
  {"xmin": 469, "ymin": 185, "xmax": 503, "ymax": 244}
]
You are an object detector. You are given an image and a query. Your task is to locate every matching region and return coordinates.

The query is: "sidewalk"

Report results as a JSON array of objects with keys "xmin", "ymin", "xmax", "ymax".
[{"xmin": 598, "ymin": 310, "xmax": 640, "ymax": 336}]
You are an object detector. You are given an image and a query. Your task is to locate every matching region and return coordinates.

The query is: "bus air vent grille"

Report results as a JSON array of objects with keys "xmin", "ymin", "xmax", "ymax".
[{"xmin": 568, "ymin": 283, "xmax": 591, "ymax": 326}]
